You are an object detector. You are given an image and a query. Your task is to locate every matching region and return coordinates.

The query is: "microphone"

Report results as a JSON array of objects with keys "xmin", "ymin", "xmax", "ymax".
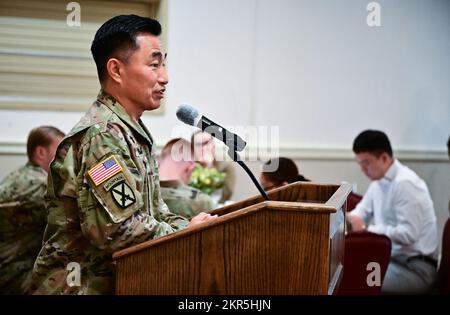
[
  {"xmin": 176, "ymin": 103, "xmax": 269, "ymax": 201},
  {"xmin": 176, "ymin": 104, "xmax": 247, "ymax": 152}
]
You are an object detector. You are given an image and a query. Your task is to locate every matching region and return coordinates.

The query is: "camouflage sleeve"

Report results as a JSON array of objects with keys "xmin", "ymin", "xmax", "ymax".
[
  {"xmin": 161, "ymin": 186, "xmax": 215, "ymax": 219},
  {"xmin": 156, "ymin": 196, "xmax": 190, "ymax": 231},
  {"xmin": 0, "ymin": 168, "xmax": 48, "ymax": 230},
  {"xmin": 77, "ymin": 125, "xmax": 188, "ymax": 252},
  {"xmin": 28, "ymin": 178, "xmax": 48, "ymax": 228},
  {"xmin": 143, "ymin": 150, "xmax": 190, "ymax": 229}
]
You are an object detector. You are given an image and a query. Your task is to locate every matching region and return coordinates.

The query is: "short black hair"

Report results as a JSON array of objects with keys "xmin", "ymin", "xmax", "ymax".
[
  {"xmin": 91, "ymin": 14, "xmax": 162, "ymax": 82},
  {"xmin": 262, "ymin": 157, "xmax": 309, "ymax": 184},
  {"xmin": 353, "ymin": 130, "xmax": 393, "ymax": 157}
]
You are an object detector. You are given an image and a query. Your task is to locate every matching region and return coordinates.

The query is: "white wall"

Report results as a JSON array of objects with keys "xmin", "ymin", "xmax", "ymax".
[
  {"xmin": 164, "ymin": 0, "xmax": 450, "ymax": 151},
  {"xmin": 252, "ymin": 0, "xmax": 450, "ymax": 150}
]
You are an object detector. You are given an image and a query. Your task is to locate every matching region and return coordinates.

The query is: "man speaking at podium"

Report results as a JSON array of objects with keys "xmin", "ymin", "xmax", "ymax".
[{"xmin": 31, "ymin": 15, "xmax": 215, "ymax": 295}]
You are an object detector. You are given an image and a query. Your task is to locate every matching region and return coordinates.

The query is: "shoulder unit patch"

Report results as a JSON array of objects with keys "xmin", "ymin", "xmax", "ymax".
[{"xmin": 111, "ymin": 182, "xmax": 136, "ymax": 208}]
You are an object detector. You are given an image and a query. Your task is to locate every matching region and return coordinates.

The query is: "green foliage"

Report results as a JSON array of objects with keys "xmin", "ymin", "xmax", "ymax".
[{"xmin": 189, "ymin": 164, "xmax": 226, "ymax": 195}]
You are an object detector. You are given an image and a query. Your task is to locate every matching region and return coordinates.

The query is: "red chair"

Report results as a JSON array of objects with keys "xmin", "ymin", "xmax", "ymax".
[
  {"xmin": 337, "ymin": 231, "xmax": 391, "ymax": 295},
  {"xmin": 436, "ymin": 218, "xmax": 450, "ymax": 294},
  {"xmin": 346, "ymin": 192, "xmax": 363, "ymax": 212}
]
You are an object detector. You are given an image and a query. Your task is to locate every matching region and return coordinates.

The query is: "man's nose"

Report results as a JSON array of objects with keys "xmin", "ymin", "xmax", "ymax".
[{"xmin": 158, "ymin": 67, "xmax": 169, "ymax": 85}]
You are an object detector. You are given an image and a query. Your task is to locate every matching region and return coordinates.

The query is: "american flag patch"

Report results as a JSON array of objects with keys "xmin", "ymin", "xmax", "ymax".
[{"xmin": 88, "ymin": 156, "xmax": 123, "ymax": 186}]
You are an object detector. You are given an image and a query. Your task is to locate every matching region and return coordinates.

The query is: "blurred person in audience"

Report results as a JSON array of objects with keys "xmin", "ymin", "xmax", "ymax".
[
  {"xmin": 347, "ymin": 129, "xmax": 438, "ymax": 294},
  {"xmin": 0, "ymin": 126, "xmax": 64, "ymax": 294},
  {"xmin": 159, "ymin": 138, "xmax": 215, "ymax": 219},
  {"xmin": 191, "ymin": 131, "xmax": 236, "ymax": 203},
  {"xmin": 30, "ymin": 15, "xmax": 215, "ymax": 295},
  {"xmin": 259, "ymin": 157, "xmax": 310, "ymax": 191}
]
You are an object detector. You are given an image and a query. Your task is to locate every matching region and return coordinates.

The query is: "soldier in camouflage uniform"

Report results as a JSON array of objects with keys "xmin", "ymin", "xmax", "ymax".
[
  {"xmin": 158, "ymin": 138, "xmax": 215, "ymax": 219},
  {"xmin": 30, "ymin": 15, "xmax": 216, "ymax": 295},
  {"xmin": 0, "ymin": 126, "xmax": 64, "ymax": 294}
]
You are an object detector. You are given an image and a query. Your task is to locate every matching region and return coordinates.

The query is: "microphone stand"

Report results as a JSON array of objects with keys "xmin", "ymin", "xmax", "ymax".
[{"xmin": 227, "ymin": 148, "xmax": 270, "ymax": 201}]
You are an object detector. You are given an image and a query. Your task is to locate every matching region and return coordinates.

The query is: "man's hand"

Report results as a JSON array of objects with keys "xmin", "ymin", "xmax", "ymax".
[
  {"xmin": 347, "ymin": 212, "xmax": 367, "ymax": 232},
  {"xmin": 188, "ymin": 212, "xmax": 218, "ymax": 227}
]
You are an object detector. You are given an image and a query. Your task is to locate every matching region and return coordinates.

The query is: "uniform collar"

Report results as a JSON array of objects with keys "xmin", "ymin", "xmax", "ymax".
[
  {"xmin": 25, "ymin": 161, "xmax": 45, "ymax": 173},
  {"xmin": 97, "ymin": 90, "xmax": 154, "ymax": 147}
]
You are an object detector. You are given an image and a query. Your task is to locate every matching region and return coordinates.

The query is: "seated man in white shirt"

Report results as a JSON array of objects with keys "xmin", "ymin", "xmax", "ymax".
[{"xmin": 347, "ymin": 129, "xmax": 438, "ymax": 294}]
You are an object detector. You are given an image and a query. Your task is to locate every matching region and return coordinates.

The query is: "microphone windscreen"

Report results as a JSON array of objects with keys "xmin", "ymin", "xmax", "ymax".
[{"xmin": 176, "ymin": 104, "xmax": 200, "ymax": 126}]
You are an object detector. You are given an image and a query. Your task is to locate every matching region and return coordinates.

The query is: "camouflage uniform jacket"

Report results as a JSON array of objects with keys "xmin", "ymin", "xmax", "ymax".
[
  {"xmin": 160, "ymin": 180, "xmax": 214, "ymax": 219},
  {"xmin": 0, "ymin": 163, "xmax": 48, "ymax": 294},
  {"xmin": 31, "ymin": 90, "xmax": 189, "ymax": 295}
]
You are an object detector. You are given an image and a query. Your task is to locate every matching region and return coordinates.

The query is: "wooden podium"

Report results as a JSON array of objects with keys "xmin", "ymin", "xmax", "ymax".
[{"xmin": 113, "ymin": 182, "xmax": 351, "ymax": 295}]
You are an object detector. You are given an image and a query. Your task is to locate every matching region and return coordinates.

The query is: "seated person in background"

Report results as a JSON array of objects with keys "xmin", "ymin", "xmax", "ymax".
[
  {"xmin": 191, "ymin": 131, "xmax": 235, "ymax": 203},
  {"xmin": 159, "ymin": 138, "xmax": 215, "ymax": 219},
  {"xmin": 347, "ymin": 129, "xmax": 438, "ymax": 294},
  {"xmin": 259, "ymin": 157, "xmax": 310, "ymax": 191},
  {"xmin": 0, "ymin": 126, "xmax": 65, "ymax": 294}
]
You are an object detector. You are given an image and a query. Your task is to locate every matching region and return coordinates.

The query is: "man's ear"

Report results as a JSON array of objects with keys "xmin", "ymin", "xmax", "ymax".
[
  {"xmin": 380, "ymin": 152, "xmax": 390, "ymax": 163},
  {"xmin": 106, "ymin": 58, "xmax": 123, "ymax": 84},
  {"xmin": 34, "ymin": 145, "xmax": 45, "ymax": 161}
]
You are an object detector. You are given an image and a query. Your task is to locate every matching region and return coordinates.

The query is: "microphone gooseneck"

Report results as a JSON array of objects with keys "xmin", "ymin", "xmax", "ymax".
[{"xmin": 227, "ymin": 149, "xmax": 270, "ymax": 201}]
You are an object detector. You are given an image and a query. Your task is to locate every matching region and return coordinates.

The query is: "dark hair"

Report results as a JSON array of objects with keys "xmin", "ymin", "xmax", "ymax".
[
  {"xmin": 352, "ymin": 129, "xmax": 393, "ymax": 157},
  {"xmin": 27, "ymin": 126, "xmax": 65, "ymax": 163},
  {"xmin": 91, "ymin": 14, "xmax": 162, "ymax": 82},
  {"xmin": 262, "ymin": 157, "xmax": 309, "ymax": 185}
]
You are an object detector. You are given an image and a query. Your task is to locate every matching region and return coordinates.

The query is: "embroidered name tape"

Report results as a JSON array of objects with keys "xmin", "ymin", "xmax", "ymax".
[{"xmin": 88, "ymin": 156, "xmax": 123, "ymax": 186}]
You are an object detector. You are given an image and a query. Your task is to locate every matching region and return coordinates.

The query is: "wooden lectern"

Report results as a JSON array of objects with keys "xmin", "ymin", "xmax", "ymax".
[{"xmin": 113, "ymin": 182, "xmax": 352, "ymax": 295}]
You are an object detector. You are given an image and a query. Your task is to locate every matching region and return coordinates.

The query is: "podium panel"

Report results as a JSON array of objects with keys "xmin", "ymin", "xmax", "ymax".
[{"xmin": 113, "ymin": 182, "xmax": 351, "ymax": 295}]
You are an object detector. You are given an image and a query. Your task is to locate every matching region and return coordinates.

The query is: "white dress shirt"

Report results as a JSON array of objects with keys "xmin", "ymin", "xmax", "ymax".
[{"xmin": 353, "ymin": 159, "xmax": 438, "ymax": 259}]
